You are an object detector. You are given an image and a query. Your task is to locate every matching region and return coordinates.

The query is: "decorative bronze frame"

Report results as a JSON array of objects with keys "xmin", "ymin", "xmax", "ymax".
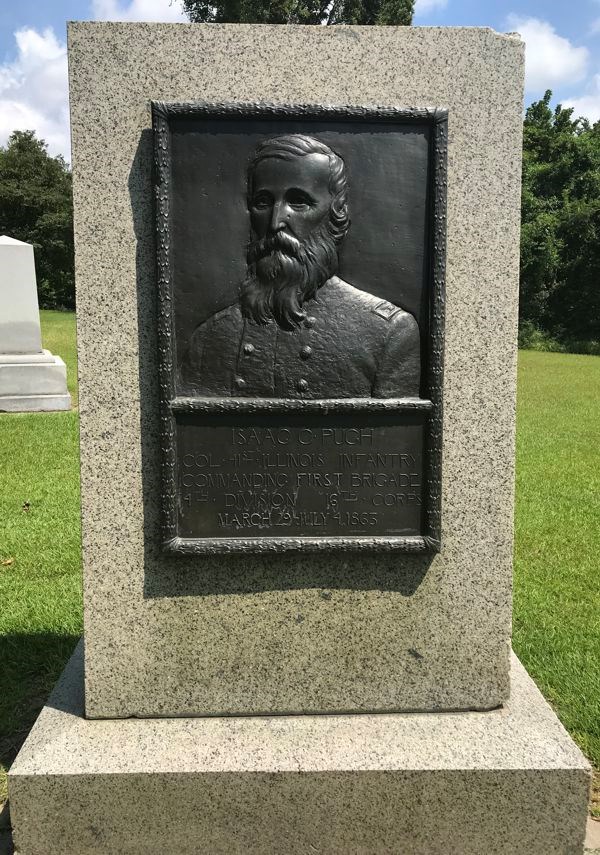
[{"xmin": 152, "ymin": 101, "xmax": 447, "ymax": 555}]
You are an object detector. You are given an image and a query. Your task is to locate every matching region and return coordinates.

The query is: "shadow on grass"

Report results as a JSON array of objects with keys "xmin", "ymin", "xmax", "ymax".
[
  {"xmin": 0, "ymin": 801, "xmax": 12, "ymax": 855},
  {"xmin": 0, "ymin": 633, "xmax": 79, "ymax": 782}
]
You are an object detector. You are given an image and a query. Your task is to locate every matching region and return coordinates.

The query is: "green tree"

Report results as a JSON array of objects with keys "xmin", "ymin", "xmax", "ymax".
[
  {"xmin": 520, "ymin": 91, "xmax": 600, "ymax": 347},
  {"xmin": 182, "ymin": 0, "xmax": 413, "ymax": 25},
  {"xmin": 0, "ymin": 130, "xmax": 74, "ymax": 309}
]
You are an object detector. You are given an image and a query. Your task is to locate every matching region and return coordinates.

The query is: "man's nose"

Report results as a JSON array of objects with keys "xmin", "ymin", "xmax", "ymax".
[{"xmin": 270, "ymin": 201, "xmax": 288, "ymax": 232}]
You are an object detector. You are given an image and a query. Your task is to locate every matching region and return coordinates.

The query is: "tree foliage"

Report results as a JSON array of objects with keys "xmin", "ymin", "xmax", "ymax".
[
  {"xmin": 521, "ymin": 91, "xmax": 600, "ymax": 348},
  {"xmin": 0, "ymin": 130, "xmax": 74, "ymax": 309},
  {"xmin": 182, "ymin": 0, "xmax": 413, "ymax": 25}
]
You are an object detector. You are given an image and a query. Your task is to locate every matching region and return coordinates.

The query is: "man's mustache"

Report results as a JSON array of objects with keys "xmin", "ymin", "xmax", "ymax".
[{"xmin": 249, "ymin": 231, "xmax": 302, "ymax": 261}]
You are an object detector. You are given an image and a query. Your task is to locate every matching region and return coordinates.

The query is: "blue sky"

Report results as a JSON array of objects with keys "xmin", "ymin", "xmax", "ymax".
[{"xmin": 1, "ymin": 0, "xmax": 599, "ymax": 159}]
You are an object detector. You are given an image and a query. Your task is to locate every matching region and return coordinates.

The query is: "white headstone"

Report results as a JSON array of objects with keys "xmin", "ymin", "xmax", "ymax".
[
  {"xmin": 0, "ymin": 235, "xmax": 71, "ymax": 411},
  {"xmin": 0, "ymin": 235, "xmax": 43, "ymax": 354}
]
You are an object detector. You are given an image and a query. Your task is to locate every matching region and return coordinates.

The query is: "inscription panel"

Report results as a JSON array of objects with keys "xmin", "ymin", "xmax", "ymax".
[{"xmin": 177, "ymin": 415, "xmax": 425, "ymax": 539}]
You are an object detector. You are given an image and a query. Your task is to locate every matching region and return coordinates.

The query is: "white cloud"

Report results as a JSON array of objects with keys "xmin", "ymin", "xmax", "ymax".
[
  {"xmin": 0, "ymin": 3, "xmax": 188, "ymax": 161},
  {"xmin": 92, "ymin": 0, "xmax": 187, "ymax": 22},
  {"xmin": 564, "ymin": 74, "xmax": 600, "ymax": 123},
  {"xmin": 0, "ymin": 28, "xmax": 70, "ymax": 159},
  {"xmin": 414, "ymin": 0, "xmax": 448, "ymax": 14},
  {"xmin": 507, "ymin": 15, "xmax": 589, "ymax": 91}
]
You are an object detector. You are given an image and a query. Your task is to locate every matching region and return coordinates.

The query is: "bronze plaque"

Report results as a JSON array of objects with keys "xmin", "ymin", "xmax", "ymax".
[{"xmin": 153, "ymin": 102, "xmax": 446, "ymax": 554}]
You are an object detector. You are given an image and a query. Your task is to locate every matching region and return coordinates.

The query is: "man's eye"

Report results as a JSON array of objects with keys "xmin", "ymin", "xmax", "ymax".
[
  {"xmin": 252, "ymin": 195, "xmax": 271, "ymax": 210},
  {"xmin": 287, "ymin": 191, "xmax": 312, "ymax": 209}
]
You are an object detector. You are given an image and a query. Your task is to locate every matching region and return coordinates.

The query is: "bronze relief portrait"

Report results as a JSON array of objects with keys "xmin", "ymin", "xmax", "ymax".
[{"xmin": 179, "ymin": 134, "xmax": 420, "ymax": 399}]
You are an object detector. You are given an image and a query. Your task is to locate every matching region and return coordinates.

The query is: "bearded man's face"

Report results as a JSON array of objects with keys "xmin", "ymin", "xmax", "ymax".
[{"xmin": 241, "ymin": 154, "xmax": 342, "ymax": 330}]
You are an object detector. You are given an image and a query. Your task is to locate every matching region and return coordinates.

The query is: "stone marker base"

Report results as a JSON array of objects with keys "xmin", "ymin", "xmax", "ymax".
[
  {"xmin": 0, "ymin": 350, "xmax": 71, "ymax": 412},
  {"xmin": 9, "ymin": 645, "xmax": 590, "ymax": 855}
]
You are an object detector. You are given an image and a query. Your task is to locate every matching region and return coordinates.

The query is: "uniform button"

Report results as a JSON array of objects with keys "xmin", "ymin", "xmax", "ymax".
[
  {"xmin": 305, "ymin": 316, "xmax": 316, "ymax": 328},
  {"xmin": 234, "ymin": 376, "xmax": 246, "ymax": 389},
  {"xmin": 243, "ymin": 343, "xmax": 255, "ymax": 355},
  {"xmin": 300, "ymin": 346, "xmax": 312, "ymax": 360},
  {"xmin": 297, "ymin": 379, "xmax": 309, "ymax": 392}
]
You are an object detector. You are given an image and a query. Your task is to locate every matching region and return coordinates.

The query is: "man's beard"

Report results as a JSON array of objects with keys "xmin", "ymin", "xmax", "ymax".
[{"xmin": 240, "ymin": 222, "xmax": 339, "ymax": 330}]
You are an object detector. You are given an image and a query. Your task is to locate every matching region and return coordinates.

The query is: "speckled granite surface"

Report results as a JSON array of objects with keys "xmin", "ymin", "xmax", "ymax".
[
  {"xmin": 68, "ymin": 23, "xmax": 524, "ymax": 717},
  {"xmin": 8, "ymin": 644, "xmax": 590, "ymax": 854}
]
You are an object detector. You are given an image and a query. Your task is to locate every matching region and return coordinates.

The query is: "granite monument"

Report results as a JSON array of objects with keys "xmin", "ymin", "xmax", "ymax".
[{"xmin": 7, "ymin": 22, "xmax": 590, "ymax": 855}]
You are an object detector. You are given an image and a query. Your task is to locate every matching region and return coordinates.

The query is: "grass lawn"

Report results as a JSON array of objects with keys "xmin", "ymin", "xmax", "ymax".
[
  {"xmin": 0, "ymin": 311, "xmax": 82, "ymax": 806},
  {"xmin": 513, "ymin": 350, "xmax": 600, "ymax": 816},
  {"xmin": 0, "ymin": 315, "xmax": 598, "ymax": 817}
]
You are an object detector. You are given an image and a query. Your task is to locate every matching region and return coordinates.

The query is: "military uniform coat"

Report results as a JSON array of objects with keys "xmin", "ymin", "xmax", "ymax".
[{"xmin": 179, "ymin": 276, "xmax": 420, "ymax": 398}]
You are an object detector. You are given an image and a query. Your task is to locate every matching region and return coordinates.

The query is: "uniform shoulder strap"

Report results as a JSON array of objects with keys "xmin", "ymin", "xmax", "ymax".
[{"xmin": 371, "ymin": 300, "xmax": 404, "ymax": 322}]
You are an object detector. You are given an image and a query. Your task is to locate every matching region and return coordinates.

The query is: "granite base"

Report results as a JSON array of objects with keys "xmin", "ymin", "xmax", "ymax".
[
  {"xmin": 9, "ymin": 645, "xmax": 590, "ymax": 855},
  {"xmin": 0, "ymin": 351, "xmax": 70, "ymax": 411}
]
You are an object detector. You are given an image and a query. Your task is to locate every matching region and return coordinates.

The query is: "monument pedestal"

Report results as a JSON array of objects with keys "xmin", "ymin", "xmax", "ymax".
[
  {"xmin": 9, "ymin": 644, "xmax": 590, "ymax": 855},
  {"xmin": 0, "ymin": 350, "xmax": 71, "ymax": 412},
  {"xmin": 0, "ymin": 236, "xmax": 70, "ymax": 412}
]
